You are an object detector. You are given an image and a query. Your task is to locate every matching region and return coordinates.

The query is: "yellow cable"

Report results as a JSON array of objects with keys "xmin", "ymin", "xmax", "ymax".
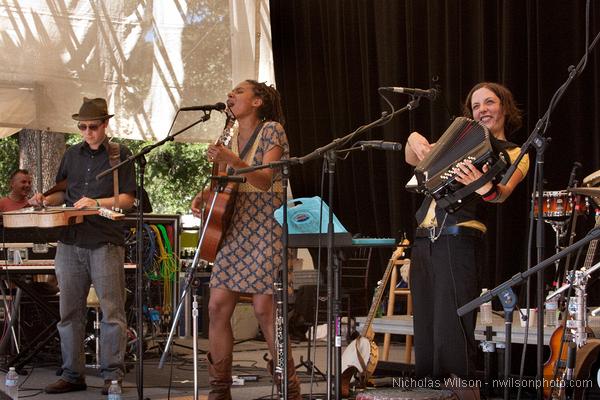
[{"xmin": 149, "ymin": 225, "xmax": 173, "ymax": 313}]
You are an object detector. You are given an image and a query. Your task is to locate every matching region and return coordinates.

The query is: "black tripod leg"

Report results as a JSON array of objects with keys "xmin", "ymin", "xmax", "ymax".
[{"xmin": 295, "ymin": 325, "xmax": 326, "ymax": 380}]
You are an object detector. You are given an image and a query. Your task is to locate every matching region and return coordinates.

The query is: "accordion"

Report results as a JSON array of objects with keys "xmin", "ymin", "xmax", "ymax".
[{"xmin": 406, "ymin": 117, "xmax": 507, "ymax": 212}]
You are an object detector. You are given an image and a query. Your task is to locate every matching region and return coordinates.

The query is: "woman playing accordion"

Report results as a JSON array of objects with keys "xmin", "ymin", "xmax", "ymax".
[{"xmin": 404, "ymin": 82, "xmax": 530, "ymax": 381}]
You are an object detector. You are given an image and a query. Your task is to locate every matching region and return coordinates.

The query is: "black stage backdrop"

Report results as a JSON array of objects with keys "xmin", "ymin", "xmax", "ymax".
[{"xmin": 270, "ymin": 1, "xmax": 600, "ymax": 302}]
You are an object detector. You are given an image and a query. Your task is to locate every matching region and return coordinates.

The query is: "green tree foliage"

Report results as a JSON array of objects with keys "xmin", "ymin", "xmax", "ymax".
[
  {"xmin": 1, "ymin": 134, "xmax": 211, "ymax": 214},
  {"xmin": 0, "ymin": 136, "xmax": 20, "ymax": 196},
  {"xmin": 114, "ymin": 138, "xmax": 212, "ymax": 214}
]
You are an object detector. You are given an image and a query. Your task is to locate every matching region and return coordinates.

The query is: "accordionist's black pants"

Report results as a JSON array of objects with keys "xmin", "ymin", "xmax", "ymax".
[{"xmin": 410, "ymin": 233, "xmax": 484, "ymax": 379}]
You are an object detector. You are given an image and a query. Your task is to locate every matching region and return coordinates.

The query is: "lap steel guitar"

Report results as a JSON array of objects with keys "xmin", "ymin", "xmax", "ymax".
[{"xmin": 1, "ymin": 206, "xmax": 124, "ymax": 228}]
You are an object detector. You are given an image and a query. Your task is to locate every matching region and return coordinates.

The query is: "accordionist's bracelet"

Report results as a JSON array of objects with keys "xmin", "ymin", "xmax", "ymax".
[{"xmin": 481, "ymin": 185, "xmax": 499, "ymax": 201}]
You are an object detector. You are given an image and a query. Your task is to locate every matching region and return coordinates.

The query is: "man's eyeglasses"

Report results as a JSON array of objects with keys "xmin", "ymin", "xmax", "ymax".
[{"xmin": 77, "ymin": 123, "xmax": 102, "ymax": 131}]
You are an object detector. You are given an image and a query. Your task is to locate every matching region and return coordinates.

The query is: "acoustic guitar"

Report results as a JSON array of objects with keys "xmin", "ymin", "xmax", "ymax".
[
  {"xmin": 2, "ymin": 206, "xmax": 124, "ymax": 228},
  {"xmin": 543, "ymin": 210, "xmax": 600, "ymax": 399},
  {"xmin": 199, "ymin": 108, "xmax": 238, "ymax": 262},
  {"xmin": 340, "ymin": 239, "xmax": 410, "ymax": 397}
]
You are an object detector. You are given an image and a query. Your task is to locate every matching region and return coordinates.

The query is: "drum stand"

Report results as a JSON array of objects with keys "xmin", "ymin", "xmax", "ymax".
[
  {"xmin": 551, "ymin": 262, "xmax": 600, "ymax": 347},
  {"xmin": 492, "ymin": 31, "xmax": 600, "ymax": 396},
  {"xmin": 458, "ymin": 226, "xmax": 600, "ymax": 400},
  {"xmin": 546, "ymin": 261, "xmax": 600, "ymax": 399},
  {"xmin": 84, "ymin": 285, "xmax": 101, "ymax": 369},
  {"xmin": 546, "ymin": 219, "xmax": 569, "ymax": 274}
]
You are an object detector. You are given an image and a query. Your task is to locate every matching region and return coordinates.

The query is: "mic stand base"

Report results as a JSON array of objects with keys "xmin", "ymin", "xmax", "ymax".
[
  {"xmin": 296, "ymin": 326, "xmax": 327, "ymax": 380},
  {"xmin": 499, "ymin": 288, "xmax": 518, "ymax": 400}
]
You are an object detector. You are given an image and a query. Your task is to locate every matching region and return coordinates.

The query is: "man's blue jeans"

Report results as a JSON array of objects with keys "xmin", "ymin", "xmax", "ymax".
[{"xmin": 55, "ymin": 242, "xmax": 127, "ymax": 383}]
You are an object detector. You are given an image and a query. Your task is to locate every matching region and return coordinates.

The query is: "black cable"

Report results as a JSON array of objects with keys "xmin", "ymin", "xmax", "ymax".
[{"xmin": 516, "ymin": 156, "xmax": 538, "ymax": 400}]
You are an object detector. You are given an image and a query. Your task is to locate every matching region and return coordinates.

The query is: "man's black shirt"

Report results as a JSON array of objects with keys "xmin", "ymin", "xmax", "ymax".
[{"xmin": 56, "ymin": 139, "xmax": 136, "ymax": 247}]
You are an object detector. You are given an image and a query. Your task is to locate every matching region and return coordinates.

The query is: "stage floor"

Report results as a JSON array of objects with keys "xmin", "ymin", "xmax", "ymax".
[{"xmin": 1, "ymin": 336, "xmax": 411, "ymax": 400}]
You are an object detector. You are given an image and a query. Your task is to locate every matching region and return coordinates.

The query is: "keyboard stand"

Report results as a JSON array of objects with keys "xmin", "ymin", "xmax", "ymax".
[{"xmin": 288, "ymin": 232, "xmax": 353, "ymax": 248}]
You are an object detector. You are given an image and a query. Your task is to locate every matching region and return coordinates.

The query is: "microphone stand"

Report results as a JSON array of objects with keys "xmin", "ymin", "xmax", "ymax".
[
  {"xmin": 498, "ymin": 287, "xmax": 517, "ymax": 400},
  {"xmin": 549, "ymin": 260, "xmax": 600, "ymax": 347},
  {"xmin": 96, "ymin": 112, "xmax": 216, "ymax": 400},
  {"xmin": 300, "ymin": 97, "xmax": 420, "ymax": 400},
  {"xmin": 305, "ymin": 99, "xmax": 420, "ymax": 400},
  {"xmin": 235, "ymin": 159, "xmax": 298, "ymax": 400},
  {"xmin": 493, "ymin": 30, "xmax": 600, "ymax": 398},
  {"xmin": 457, "ymin": 226, "xmax": 600, "ymax": 398},
  {"xmin": 237, "ymin": 97, "xmax": 421, "ymax": 400},
  {"xmin": 157, "ymin": 174, "xmax": 246, "ymax": 400},
  {"xmin": 546, "ymin": 260, "xmax": 600, "ymax": 399}
]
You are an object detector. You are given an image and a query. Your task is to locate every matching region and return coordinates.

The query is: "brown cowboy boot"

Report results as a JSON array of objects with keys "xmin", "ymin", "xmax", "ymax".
[
  {"xmin": 267, "ymin": 354, "xmax": 302, "ymax": 400},
  {"xmin": 207, "ymin": 353, "xmax": 233, "ymax": 400}
]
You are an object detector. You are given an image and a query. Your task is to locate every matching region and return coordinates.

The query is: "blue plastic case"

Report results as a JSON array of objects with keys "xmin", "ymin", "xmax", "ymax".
[{"xmin": 274, "ymin": 196, "xmax": 348, "ymax": 234}]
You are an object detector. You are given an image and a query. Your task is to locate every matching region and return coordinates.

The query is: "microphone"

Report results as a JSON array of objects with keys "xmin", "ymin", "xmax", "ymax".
[
  {"xmin": 180, "ymin": 102, "xmax": 227, "ymax": 112},
  {"xmin": 381, "ymin": 86, "xmax": 439, "ymax": 100},
  {"xmin": 567, "ymin": 161, "xmax": 582, "ymax": 188},
  {"xmin": 357, "ymin": 140, "xmax": 403, "ymax": 151}
]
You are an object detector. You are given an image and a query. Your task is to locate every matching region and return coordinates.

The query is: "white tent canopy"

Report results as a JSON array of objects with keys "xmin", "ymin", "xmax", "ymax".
[{"xmin": 0, "ymin": 0, "xmax": 274, "ymax": 142}]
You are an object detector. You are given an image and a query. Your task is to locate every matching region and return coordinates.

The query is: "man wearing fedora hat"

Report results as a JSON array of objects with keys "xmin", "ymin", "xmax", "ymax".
[{"xmin": 34, "ymin": 97, "xmax": 136, "ymax": 395}]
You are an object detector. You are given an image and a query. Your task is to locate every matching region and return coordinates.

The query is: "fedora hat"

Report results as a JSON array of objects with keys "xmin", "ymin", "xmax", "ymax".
[{"xmin": 72, "ymin": 97, "xmax": 114, "ymax": 121}]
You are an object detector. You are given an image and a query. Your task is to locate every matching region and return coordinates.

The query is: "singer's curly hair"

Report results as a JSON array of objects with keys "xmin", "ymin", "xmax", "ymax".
[
  {"xmin": 246, "ymin": 80, "xmax": 285, "ymax": 125},
  {"xmin": 462, "ymin": 82, "xmax": 523, "ymax": 137}
]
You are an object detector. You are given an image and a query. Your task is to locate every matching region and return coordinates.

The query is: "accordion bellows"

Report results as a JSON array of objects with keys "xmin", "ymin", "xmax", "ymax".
[{"xmin": 407, "ymin": 117, "xmax": 505, "ymax": 211}]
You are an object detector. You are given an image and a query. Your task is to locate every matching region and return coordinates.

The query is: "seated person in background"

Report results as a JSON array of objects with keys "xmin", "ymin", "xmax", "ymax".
[
  {"xmin": 0, "ymin": 169, "xmax": 34, "ymax": 212},
  {"xmin": 0, "ymin": 168, "xmax": 59, "ymax": 292}
]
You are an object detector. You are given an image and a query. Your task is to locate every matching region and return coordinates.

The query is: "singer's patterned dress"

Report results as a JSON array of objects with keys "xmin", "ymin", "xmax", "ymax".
[{"xmin": 210, "ymin": 121, "xmax": 289, "ymax": 294}]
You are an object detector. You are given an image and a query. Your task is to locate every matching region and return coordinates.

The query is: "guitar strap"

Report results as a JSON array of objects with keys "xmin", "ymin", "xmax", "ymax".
[
  {"xmin": 41, "ymin": 142, "xmax": 121, "ymax": 211},
  {"xmin": 108, "ymin": 142, "xmax": 121, "ymax": 210},
  {"xmin": 355, "ymin": 340, "xmax": 370, "ymax": 383},
  {"xmin": 227, "ymin": 122, "xmax": 264, "ymax": 175}
]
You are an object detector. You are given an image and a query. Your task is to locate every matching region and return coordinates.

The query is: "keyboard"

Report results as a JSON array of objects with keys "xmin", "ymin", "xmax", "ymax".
[
  {"xmin": 288, "ymin": 234, "xmax": 395, "ymax": 248},
  {"xmin": 0, "ymin": 262, "xmax": 137, "ymax": 274},
  {"xmin": 351, "ymin": 237, "xmax": 396, "ymax": 247}
]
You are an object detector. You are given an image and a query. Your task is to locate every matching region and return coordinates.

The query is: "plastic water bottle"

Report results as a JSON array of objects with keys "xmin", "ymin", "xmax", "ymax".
[
  {"xmin": 4, "ymin": 367, "xmax": 18, "ymax": 399},
  {"xmin": 480, "ymin": 288, "xmax": 493, "ymax": 326},
  {"xmin": 545, "ymin": 291, "xmax": 558, "ymax": 327},
  {"xmin": 107, "ymin": 380, "xmax": 121, "ymax": 400}
]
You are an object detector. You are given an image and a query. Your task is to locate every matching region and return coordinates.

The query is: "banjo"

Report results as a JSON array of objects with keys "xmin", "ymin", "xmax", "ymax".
[{"xmin": 340, "ymin": 239, "xmax": 410, "ymax": 397}]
